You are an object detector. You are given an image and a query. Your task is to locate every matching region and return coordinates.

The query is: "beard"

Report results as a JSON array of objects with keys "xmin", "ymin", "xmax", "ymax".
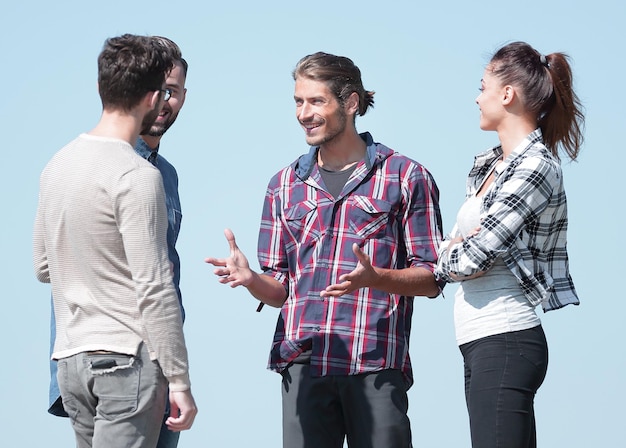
[
  {"xmin": 146, "ymin": 110, "xmax": 179, "ymax": 137},
  {"xmin": 140, "ymin": 103, "xmax": 161, "ymax": 136},
  {"xmin": 303, "ymin": 108, "xmax": 348, "ymax": 147}
]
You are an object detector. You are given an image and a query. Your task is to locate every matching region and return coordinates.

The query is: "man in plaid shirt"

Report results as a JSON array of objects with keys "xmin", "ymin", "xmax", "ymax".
[{"xmin": 206, "ymin": 52, "xmax": 443, "ymax": 448}]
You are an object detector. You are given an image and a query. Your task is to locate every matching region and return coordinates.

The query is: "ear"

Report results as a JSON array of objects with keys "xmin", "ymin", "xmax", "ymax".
[
  {"xmin": 147, "ymin": 90, "xmax": 161, "ymax": 109},
  {"xmin": 139, "ymin": 90, "xmax": 161, "ymax": 111},
  {"xmin": 502, "ymin": 85, "xmax": 515, "ymax": 106},
  {"xmin": 345, "ymin": 91, "xmax": 360, "ymax": 116}
]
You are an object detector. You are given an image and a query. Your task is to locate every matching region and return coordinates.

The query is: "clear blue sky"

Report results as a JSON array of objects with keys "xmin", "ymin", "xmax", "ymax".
[{"xmin": 2, "ymin": 1, "xmax": 623, "ymax": 446}]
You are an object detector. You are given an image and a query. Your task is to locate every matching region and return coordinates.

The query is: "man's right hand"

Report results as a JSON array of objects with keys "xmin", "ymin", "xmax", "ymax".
[
  {"xmin": 205, "ymin": 228, "xmax": 254, "ymax": 288},
  {"xmin": 166, "ymin": 389, "xmax": 197, "ymax": 431}
]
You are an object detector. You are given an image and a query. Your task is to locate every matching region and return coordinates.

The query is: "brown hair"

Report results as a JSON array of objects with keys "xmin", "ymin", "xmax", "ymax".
[
  {"xmin": 97, "ymin": 34, "xmax": 176, "ymax": 111},
  {"xmin": 490, "ymin": 41, "xmax": 584, "ymax": 161},
  {"xmin": 293, "ymin": 52, "xmax": 374, "ymax": 117},
  {"xmin": 152, "ymin": 36, "xmax": 188, "ymax": 77}
]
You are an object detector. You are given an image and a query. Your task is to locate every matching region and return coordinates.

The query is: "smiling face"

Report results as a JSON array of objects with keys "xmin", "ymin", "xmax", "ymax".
[
  {"xmin": 294, "ymin": 76, "xmax": 349, "ymax": 147},
  {"xmin": 146, "ymin": 60, "xmax": 187, "ymax": 137},
  {"xmin": 476, "ymin": 67, "xmax": 506, "ymax": 132}
]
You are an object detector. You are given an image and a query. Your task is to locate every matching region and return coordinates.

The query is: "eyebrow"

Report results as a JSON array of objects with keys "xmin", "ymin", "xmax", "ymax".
[{"xmin": 294, "ymin": 95, "xmax": 326, "ymax": 102}]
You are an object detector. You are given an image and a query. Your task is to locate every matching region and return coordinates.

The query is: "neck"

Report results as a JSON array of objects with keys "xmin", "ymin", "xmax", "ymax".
[
  {"xmin": 88, "ymin": 109, "xmax": 144, "ymax": 146},
  {"xmin": 140, "ymin": 134, "xmax": 162, "ymax": 150},
  {"xmin": 496, "ymin": 117, "xmax": 536, "ymax": 157},
  {"xmin": 318, "ymin": 129, "xmax": 366, "ymax": 171}
]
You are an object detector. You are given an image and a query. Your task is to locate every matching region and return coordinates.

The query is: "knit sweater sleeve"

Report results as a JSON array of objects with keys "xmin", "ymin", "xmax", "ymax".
[{"xmin": 115, "ymin": 166, "xmax": 190, "ymax": 390}]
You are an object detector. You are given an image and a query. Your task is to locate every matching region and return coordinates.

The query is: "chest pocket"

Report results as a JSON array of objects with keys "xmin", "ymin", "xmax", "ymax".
[
  {"xmin": 283, "ymin": 200, "xmax": 318, "ymax": 243},
  {"xmin": 349, "ymin": 196, "xmax": 393, "ymax": 239}
]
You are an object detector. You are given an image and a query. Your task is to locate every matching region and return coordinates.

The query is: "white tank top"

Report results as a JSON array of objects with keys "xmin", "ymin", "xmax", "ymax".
[{"xmin": 454, "ymin": 195, "xmax": 540, "ymax": 346}]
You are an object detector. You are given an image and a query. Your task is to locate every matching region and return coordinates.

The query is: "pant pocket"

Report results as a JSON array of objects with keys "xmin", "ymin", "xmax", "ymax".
[
  {"xmin": 57, "ymin": 359, "xmax": 80, "ymax": 422},
  {"xmin": 514, "ymin": 327, "xmax": 548, "ymax": 382},
  {"xmin": 87, "ymin": 354, "xmax": 140, "ymax": 420}
]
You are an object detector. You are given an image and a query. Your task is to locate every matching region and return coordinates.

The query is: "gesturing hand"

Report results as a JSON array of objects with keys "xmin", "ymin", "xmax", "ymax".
[
  {"xmin": 205, "ymin": 228, "xmax": 253, "ymax": 288},
  {"xmin": 320, "ymin": 243, "xmax": 377, "ymax": 298}
]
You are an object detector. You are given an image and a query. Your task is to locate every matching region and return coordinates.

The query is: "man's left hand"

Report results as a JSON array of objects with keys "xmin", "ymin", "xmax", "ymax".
[{"xmin": 320, "ymin": 243, "xmax": 378, "ymax": 298}]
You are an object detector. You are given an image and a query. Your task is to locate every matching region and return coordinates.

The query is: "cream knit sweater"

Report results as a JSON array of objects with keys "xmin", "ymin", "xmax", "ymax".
[{"xmin": 34, "ymin": 134, "xmax": 190, "ymax": 391}]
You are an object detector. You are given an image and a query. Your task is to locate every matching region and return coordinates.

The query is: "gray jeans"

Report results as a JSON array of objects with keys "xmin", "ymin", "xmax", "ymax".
[
  {"xmin": 281, "ymin": 364, "xmax": 413, "ymax": 448},
  {"xmin": 57, "ymin": 343, "xmax": 167, "ymax": 448}
]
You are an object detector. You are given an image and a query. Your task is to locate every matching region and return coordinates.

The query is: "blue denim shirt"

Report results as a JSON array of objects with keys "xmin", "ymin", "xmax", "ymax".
[{"xmin": 48, "ymin": 137, "xmax": 184, "ymax": 416}]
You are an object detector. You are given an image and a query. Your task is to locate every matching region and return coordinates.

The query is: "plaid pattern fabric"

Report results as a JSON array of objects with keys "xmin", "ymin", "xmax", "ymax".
[
  {"xmin": 258, "ymin": 133, "xmax": 442, "ymax": 387},
  {"xmin": 436, "ymin": 129, "xmax": 579, "ymax": 312}
]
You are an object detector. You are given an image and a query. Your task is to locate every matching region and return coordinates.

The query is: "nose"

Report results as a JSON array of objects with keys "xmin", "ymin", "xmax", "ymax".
[{"xmin": 297, "ymin": 102, "xmax": 312, "ymax": 122}]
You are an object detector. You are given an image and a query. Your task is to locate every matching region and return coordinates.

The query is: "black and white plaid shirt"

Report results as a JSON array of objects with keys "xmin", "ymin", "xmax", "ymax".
[{"xmin": 437, "ymin": 129, "xmax": 579, "ymax": 312}]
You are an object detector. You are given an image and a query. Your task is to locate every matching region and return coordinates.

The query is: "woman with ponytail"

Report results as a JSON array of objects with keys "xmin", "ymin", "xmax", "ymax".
[{"xmin": 436, "ymin": 41, "xmax": 584, "ymax": 448}]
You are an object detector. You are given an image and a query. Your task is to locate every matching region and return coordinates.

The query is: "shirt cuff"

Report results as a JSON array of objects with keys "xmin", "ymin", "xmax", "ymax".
[{"xmin": 167, "ymin": 372, "xmax": 191, "ymax": 392}]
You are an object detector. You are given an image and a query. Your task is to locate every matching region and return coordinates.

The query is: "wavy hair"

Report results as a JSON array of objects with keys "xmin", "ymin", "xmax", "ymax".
[
  {"xmin": 97, "ymin": 34, "xmax": 176, "ymax": 111},
  {"xmin": 293, "ymin": 52, "xmax": 375, "ymax": 117}
]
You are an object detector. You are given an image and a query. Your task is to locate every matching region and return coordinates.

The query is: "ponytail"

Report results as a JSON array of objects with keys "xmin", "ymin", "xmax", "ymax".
[{"xmin": 490, "ymin": 42, "xmax": 585, "ymax": 161}]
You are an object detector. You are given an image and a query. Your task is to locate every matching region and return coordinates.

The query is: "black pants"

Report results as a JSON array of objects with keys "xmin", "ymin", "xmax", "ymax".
[
  {"xmin": 460, "ymin": 325, "xmax": 549, "ymax": 448},
  {"xmin": 281, "ymin": 364, "xmax": 412, "ymax": 448}
]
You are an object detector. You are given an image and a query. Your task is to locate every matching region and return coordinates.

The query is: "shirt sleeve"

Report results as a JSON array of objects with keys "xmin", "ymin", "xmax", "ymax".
[
  {"xmin": 33, "ymin": 183, "xmax": 50, "ymax": 283},
  {"xmin": 115, "ymin": 166, "xmax": 190, "ymax": 390},
  {"xmin": 257, "ymin": 173, "xmax": 290, "ymax": 289},
  {"xmin": 437, "ymin": 155, "xmax": 557, "ymax": 281},
  {"xmin": 403, "ymin": 163, "xmax": 443, "ymax": 273}
]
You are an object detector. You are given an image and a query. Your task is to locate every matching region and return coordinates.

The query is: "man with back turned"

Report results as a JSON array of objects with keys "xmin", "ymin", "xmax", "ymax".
[{"xmin": 34, "ymin": 33, "xmax": 197, "ymax": 448}]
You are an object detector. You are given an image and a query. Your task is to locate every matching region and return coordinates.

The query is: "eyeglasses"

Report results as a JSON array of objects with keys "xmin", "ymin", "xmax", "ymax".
[{"xmin": 159, "ymin": 88, "xmax": 172, "ymax": 102}]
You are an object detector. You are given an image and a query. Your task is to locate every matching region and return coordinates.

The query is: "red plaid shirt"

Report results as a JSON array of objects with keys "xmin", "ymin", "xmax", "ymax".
[{"xmin": 258, "ymin": 133, "xmax": 442, "ymax": 387}]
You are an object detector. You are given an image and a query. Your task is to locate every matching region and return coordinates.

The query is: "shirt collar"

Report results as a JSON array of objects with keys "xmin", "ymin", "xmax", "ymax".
[
  {"xmin": 134, "ymin": 137, "xmax": 159, "ymax": 164},
  {"xmin": 472, "ymin": 128, "xmax": 544, "ymax": 172},
  {"xmin": 509, "ymin": 128, "xmax": 543, "ymax": 159},
  {"xmin": 293, "ymin": 132, "xmax": 393, "ymax": 180}
]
